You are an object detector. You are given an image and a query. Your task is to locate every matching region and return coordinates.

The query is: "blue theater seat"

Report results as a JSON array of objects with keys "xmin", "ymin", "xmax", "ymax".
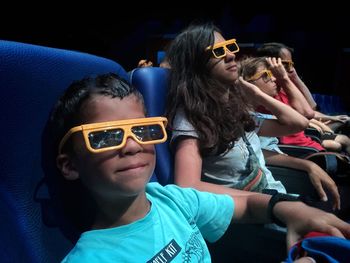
[
  {"xmin": 312, "ymin": 93, "xmax": 348, "ymax": 115},
  {"xmin": 0, "ymin": 40, "xmax": 128, "ymax": 263},
  {"xmin": 130, "ymin": 67, "xmax": 173, "ymax": 185}
]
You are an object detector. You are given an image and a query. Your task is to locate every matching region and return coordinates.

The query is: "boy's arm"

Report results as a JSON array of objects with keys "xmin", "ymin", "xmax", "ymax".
[{"xmin": 232, "ymin": 193, "xmax": 350, "ymax": 249}]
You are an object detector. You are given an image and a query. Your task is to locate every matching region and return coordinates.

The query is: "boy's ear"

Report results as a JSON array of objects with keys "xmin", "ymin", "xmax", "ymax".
[{"xmin": 56, "ymin": 154, "xmax": 79, "ymax": 180}]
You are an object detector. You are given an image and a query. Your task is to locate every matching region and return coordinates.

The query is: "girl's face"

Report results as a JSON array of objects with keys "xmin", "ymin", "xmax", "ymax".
[
  {"xmin": 208, "ymin": 31, "xmax": 239, "ymax": 84},
  {"xmin": 279, "ymin": 48, "xmax": 295, "ymax": 73},
  {"xmin": 71, "ymin": 94, "xmax": 155, "ymax": 200},
  {"xmin": 250, "ymin": 66, "xmax": 278, "ymax": 97}
]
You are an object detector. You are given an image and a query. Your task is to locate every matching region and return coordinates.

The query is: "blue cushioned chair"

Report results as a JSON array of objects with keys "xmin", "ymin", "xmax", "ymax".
[
  {"xmin": 0, "ymin": 40, "xmax": 128, "ymax": 263},
  {"xmin": 130, "ymin": 67, "xmax": 173, "ymax": 185}
]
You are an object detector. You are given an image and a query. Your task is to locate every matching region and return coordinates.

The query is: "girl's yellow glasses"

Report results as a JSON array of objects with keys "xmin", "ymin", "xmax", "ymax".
[
  {"xmin": 247, "ymin": 69, "xmax": 274, "ymax": 83},
  {"xmin": 206, "ymin": 39, "xmax": 240, "ymax": 59},
  {"xmin": 281, "ymin": 60, "xmax": 294, "ymax": 72},
  {"xmin": 59, "ymin": 117, "xmax": 168, "ymax": 154}
]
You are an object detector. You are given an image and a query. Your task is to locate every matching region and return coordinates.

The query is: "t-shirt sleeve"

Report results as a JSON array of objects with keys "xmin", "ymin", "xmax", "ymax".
[
  {"xmin": 162, "ymin": 184, "xmax": 234, "ymax": 243},
  {"xmin": 170, "ymin": 109, "xmax": 199, "ymax": 146},
  {"xmin": 252, "ymin": 112, "xmax": 285, "ymax": 154},
  {"xmin": 259, "ymin": 136, "xmax": 285, "ymax": 154}
]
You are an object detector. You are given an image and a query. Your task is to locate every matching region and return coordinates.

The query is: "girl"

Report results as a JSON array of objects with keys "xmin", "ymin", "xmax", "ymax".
[{"xmin": 165, "ymin": 22, "xmax": 308, "ymax": 195}]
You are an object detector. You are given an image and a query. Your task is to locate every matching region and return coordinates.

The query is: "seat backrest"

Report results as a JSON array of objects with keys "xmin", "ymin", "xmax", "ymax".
[
  {"xmin": 312, "ymin": 93, "xmax": 348, "ymax": 115},
  {"xmin": 129, "ymin": 67, "xmax": 173, "ymax": 185},
  {"xmin": 0, "ymin": 40, "xmax": 128, "ymax": 263}
]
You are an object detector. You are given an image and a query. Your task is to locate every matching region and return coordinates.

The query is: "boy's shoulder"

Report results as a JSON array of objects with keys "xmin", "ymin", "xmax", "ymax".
[
  {"xmin": 146, "ymin": 182, "xmax": 234, "ymax": 213},
  {"xmin": 146, "ymin": 182, "xmax": 197, "ymax": 201}
]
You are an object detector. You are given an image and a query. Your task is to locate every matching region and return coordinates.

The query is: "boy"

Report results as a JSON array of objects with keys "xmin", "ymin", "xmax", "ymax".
[{"xmin": 50, "ymin": 73, "xmax": 350, "ymax": 262}]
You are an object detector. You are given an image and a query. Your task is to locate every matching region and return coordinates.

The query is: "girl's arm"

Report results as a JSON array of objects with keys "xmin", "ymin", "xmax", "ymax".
[
  {"xmin": 174, "ymin": 137, "xmax": 252, "ymax": 195},
  {"xmin": 262, "ymin": 149, "xmax": 340, "ymax": 210},
  {"xmin": 287, "ymin": 67, "xmax": 318, "ymax": 110},
  {"xmin": 233, "ymin": 192, "xmax": 350, "ymax": 249},
  {"xmin": 268, "ymin": 57, "xmax": 315, "ymax": 119},
  {"xmin": 237, "ymin": 77, "xmax": 309, "ymax": 137},
  {"xmin": 314, "ymin": 111, "xmax": 350, "ymax": 123}
]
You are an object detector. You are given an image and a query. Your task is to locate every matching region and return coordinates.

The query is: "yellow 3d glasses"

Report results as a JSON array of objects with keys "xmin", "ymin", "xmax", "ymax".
[
  {"xmin": 58, "ymin": 117, "xmax": 168, "ymax": 154},
  {"xmin": 246, "ymin": 69, "xmax": 274, "ymax": 83},
  {"xmin": 281, "ymin": 60, "xmax": 294, "ymax": 72},
  {"xmin": 206, "ymin": 39, "xmax": 240, "ymax": 59}
]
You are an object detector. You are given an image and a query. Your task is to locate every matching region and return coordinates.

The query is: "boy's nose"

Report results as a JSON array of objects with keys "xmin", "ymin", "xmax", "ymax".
[{"xmin": 121, "ymin": 137, "xmax": 143, "ymax": 154}]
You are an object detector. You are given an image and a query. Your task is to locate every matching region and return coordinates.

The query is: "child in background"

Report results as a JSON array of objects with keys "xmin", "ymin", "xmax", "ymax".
[{"xmin": 255, "ymin": 42, "xmax": 350, "ymax": 153}]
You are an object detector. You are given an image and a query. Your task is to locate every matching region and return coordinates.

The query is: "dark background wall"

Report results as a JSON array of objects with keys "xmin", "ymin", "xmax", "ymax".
[{"xmin": 1, "ymin": 7, "xmax": 349, "ymax": 108}]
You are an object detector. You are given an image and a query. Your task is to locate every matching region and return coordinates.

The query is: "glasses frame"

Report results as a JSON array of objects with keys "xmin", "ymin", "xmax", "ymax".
[
  {"xmin": 281, "ymin": 60, "xmax": 294, "ymax": 72},
  {"xmin": 58, "ymin": 117, "xmax": 168, "ymax": 154},
  {"xmin": 206, "ymin": 39, "xmax": 240, "ymax": 59},
  {"xmin": 246, "ymin": 69, "xmax": 274, "ymax": 83}
]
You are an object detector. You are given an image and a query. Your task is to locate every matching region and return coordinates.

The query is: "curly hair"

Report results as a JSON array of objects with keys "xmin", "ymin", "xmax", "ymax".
[{"xmin": 165, "ymin": 21, "xmax": 255, "ymax": 156}]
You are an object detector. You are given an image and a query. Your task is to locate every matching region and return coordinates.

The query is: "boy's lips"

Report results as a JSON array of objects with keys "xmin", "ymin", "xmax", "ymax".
[{"xmin": 117, "ymin": 163, "xmax": 148, "ymax": 173}]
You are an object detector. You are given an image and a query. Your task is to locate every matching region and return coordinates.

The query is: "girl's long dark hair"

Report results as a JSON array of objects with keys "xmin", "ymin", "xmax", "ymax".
[{"xmin": 165, "ymin": 21, "xmax": 255, "ymax": 156}]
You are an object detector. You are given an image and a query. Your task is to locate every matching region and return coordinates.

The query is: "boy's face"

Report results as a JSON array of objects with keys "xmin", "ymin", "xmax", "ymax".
[{"xmin": 61, "ymin": 94, "xmax": 155, "ymax": 199}]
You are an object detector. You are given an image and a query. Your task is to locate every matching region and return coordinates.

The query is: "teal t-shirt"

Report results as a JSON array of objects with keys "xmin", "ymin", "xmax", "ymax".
[{"xmin": 62, "ymin": 182, "xmax": 234, "ymax": 263}]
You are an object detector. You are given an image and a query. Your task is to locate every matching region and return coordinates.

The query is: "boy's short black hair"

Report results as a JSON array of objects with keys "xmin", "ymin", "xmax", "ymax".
[{"xmin": 49, "ymin": 73, "xmax": 144, "ymax": 153}]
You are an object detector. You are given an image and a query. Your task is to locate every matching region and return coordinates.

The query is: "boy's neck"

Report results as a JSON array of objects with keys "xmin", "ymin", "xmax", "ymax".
[{"xmin": 92, "ymin": 193, "xmax": 151, "ymax": 230}]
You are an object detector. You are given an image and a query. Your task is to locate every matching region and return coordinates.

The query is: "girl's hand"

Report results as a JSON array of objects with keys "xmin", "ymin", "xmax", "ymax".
[
  {"xmin": 308, "ymin": 122, "xmax": 324, "ymax": 134},
  {"xmin": 236, "ymin": 76, "xmax": 263, "ymax": 98},
  {"xmin": 307, "ymin": 162, "xmax": 340, "ymax": 210},
  {"xmin": 137, "ymin": 59, "xmax": 153, "ymax": 68},
  {"xmin": 333, "ymin": 115, "xmax": 350, "ymax": 123},
  {"xmin": 266, "ymin": 57, "xmax": 288, "ymax": 82},
  {"xmin": 310, "ymin": 119, "xmax": 334, "ymax": 134}
]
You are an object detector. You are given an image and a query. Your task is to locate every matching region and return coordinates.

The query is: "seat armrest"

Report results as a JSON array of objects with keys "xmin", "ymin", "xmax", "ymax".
[
  {"xmin": 305, "ymin": 127, "xmax": 322, "ymax": 143},
  {"xmin": 277, "ymin": 144, "xmax": 319, "ymax": 158},
  {"xmin": 267, "ymin": 165, "xmax": 318, "ymax": 199}
]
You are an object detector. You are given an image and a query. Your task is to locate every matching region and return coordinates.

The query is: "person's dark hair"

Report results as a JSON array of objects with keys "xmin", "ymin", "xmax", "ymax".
[
  {"xmin": 255, "ymin": 42, "xmax": 294, "ymax": 58},
  {"xmin": 165, "ymin": 21, "xmax": 255, "ymax": 156},
  {"xmin": 49, "ymin": 73, "xmax": 144, "ymax": 232},
  {"xmin": 50, "ymin": 73, "xmax": 144, "ymax": 153}
]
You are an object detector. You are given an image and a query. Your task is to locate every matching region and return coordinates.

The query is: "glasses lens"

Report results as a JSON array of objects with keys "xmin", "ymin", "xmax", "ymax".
[
  {"xmin": 132, "ymin": 124, "xmax": 164, "ymax": 142},
  {"xmin": 261, "ymin": 71, "xmax": 273, "ymax": 83},
  {"xmin": 213, "ymin": 47, "xmax": 225, "ymax": 58},
  {"xmin": 88, "ymin": 129, "xmax": 124, "ymax": 149},
  {"xmin": 226, "ymin": 43, "xmax": 238, "ymax": 53},
  {"xmin": 282, "ymin": 61, "xmax": 293, "ymax": 72}
]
